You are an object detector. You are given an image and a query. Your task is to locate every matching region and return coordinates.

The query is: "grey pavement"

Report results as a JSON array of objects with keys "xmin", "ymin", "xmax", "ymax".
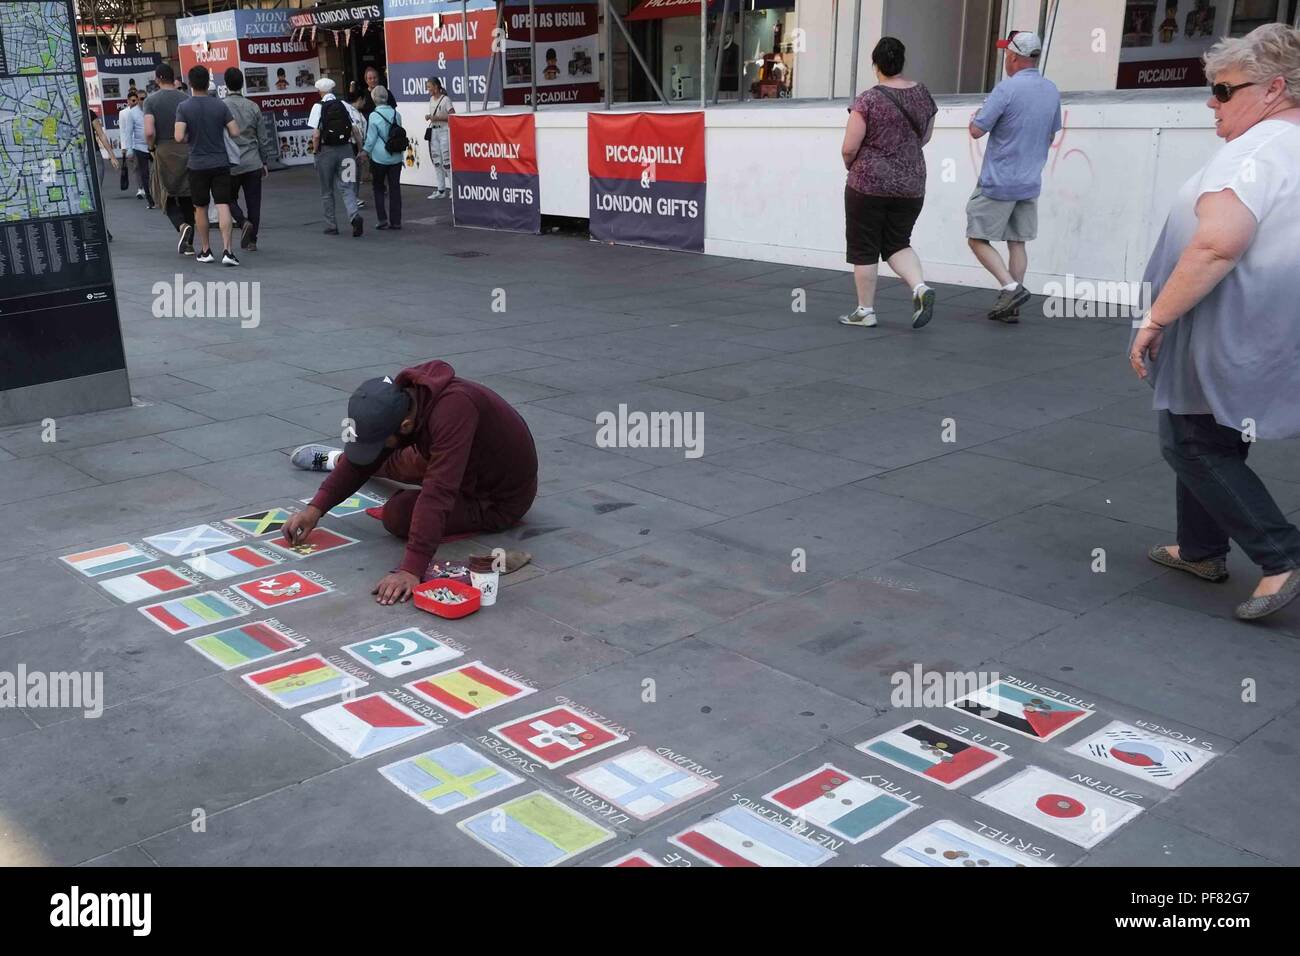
[{"xmin": 1, "ymin": 170, "xmax": 1297, "ymax": 867}]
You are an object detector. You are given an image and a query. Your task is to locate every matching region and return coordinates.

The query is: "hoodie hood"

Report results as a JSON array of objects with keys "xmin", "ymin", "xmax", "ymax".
[{"xmin": 396, "ymin": 360, "xmax": 456, "ymax": 399}]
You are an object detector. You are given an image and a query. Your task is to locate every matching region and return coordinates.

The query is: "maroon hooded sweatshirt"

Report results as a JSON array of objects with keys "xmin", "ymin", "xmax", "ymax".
[{"xmin": 309, "ymin": 361, "xmax": 538, "ymax": 577}]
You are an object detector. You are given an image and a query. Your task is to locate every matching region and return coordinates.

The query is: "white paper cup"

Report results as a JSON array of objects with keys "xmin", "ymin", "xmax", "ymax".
[{"xmin": 470, "ymin": 569, "xmax": 499, "ymax": 606}]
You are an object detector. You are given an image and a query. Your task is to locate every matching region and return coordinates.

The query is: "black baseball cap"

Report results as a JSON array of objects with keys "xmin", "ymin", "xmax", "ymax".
[{"xmin": 345, "ymin": 377, "xmax": 410, "ymax": 466}]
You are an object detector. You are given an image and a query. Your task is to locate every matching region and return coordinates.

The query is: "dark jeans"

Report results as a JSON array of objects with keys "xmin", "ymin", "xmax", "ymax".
[
  {"xmin": 228, "ymin": 170, "xmax": 263, "ymax": 241},
  {"xmin": 371, "ymin": 161, "xmax": 402, "ymax": 226},
  {"xmin": 164, "ymin": 195, "xmax": 194, "ymax": 233},
  {"xmin": 1159, "ymin": 411, "xmax": 1300, "ymax": 575},
  {"xmin": 132, "ymin": 150, "xmax": 152, "ymax": 201}
]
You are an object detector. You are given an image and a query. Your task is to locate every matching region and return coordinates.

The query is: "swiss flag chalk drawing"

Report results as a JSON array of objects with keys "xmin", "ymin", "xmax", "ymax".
[
  {"xmin": 946, "ymin": 679, "xmax": 1092, "ymax": 741},
  {"xmin": 233, "ymin": 571, "xmax": 332, "ymax": 608},
  {"xmin": 974, "ymin": 766, "xmax": 1142, "ymax": 849},
  {"xmin": 264, "ymin": 527, "xmax": 358, "ymax": 560},
  {"xmin": 763, "ymin": 763, "xmax": 916, "ymax": 844},
  {"xmin": 883, "ymin": 819, "xmax": 1055, "ymax": 868},
  {"xmin": 588, "ymin": 112, "xmax": 705, "ymax": 252},
  {"xmin": 1066, "ymin": 721, "xmax": 1215, "ymax": 790},
  {"xmin": 856, "ymin": 720, "xmax": 1010, "ymax": 790},
  {"xmin": 568, "ymin": 746, "xmax": 717, "ymax": 821},
  {"xmin": 670, "ymin": 805, "xmax": 836, "ymax": 867},
  {"xmin": 605, "ymin": 850, "xmax": 664, "ymax": 867},
  {"xmin": 449, "ymin": 113, "xmax": 540, "ymax": 235},
  {"xmin": 489, "ymin": 705, "xmax": 627, "ymax": 769},
  {"xmin": 302, "ymin": 693, "xmax": 438, "ymax": 759},
  {"xmin": 99, "ymin": 566, "xmax": 195, "ymax": 603}
]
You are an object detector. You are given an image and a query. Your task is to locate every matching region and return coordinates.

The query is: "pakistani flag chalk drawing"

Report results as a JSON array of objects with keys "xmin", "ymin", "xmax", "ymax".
[
  {"xmin": 588, "ymin": 112, "xmax": 705, "ymax": 252},
  {"xmin": 341, "ymin": 628, "xmax": 462, "ymax": 679},
  {"xmin": 449, "ymin": 113, "xmax": 541, "ymax": 235}
]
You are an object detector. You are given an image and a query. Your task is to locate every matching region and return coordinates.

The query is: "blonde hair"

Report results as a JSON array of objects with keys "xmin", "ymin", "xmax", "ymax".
[{"xmin": 1203, "ymin": 22, "xmax": 1300, "ymax": 103}]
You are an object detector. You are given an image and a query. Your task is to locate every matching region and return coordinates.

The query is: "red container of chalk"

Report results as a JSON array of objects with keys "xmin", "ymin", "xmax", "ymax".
[{"xmin": 413, "ymin": 577, "xmax": 482, "ymax": 619}]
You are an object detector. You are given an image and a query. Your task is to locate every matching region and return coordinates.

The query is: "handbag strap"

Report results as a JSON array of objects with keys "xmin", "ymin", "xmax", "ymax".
[{"xmin": 875, "ymin": 85, "xmax": 925, "ymax": 140}]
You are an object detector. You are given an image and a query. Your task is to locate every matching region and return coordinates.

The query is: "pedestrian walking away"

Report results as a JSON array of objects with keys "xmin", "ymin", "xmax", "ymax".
[
  {"xmin": 87, "ymin": 107, "xmax": 118, "ymax": 241},
  {"xmin": 174, "ymin": 65, "xmax": 242, "ymax": 266},
  {"xmin": 839, "ymin": 36, "xmax": 938, "ymax": 330},
  {"xmin": 1130, "ymin": 23, "xmax": 1300, "ymax": 621},
  {"xmin": 363, "ymin": 86, "xmax": 407, "ymax": 229},
  {"xmin": 221, "ymin": 67, "xmax": 279, "ymax": 253},
  {"xmin": 308, "ymin": 77, "xmax": 366, "ymax": 237},
  {"xmin": 966, "ymin": 30, "xmax": 1061, "ymax": 323},
  {"xmin": 143, "ymin": 62, "xmax": 196, "ymax": 255},
  {"xmin": 119, "ymin": 90, "xmax": 153, "ymax": 207},
  {"xmin": 285, "ymin": 361, "xmax": 539, "ymax": 606},
  {"xmin": 426, "ymin": 77, "xmax": 453, "ymax": 199}
]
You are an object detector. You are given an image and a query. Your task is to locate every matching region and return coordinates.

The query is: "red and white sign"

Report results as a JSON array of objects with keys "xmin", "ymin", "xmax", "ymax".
[
  {"xmin": 489, "ymin": 705, "xmax": 627, "ymax": 768},
  {"xmin": 233, "ymin": 570, "xmax": 332, "ymax": 608}
]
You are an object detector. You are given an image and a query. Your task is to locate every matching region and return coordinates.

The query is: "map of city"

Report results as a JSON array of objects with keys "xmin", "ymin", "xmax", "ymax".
[
  {"xmin": 0, "ymin": 2, "xmax": 97, "ymax": 222},
  {"xmin": 0, "ymin": 2, "xmax": 76, "ymax": 74}
]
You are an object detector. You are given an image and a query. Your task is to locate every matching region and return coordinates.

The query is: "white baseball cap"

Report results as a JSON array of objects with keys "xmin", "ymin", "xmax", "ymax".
[
  {"xmin": 315, "ymin": 77, "xmax": 336, "ymax": 94},
  {"xmin": 997, "ymin": 31, "xmax": 1042, "ymax": 57}
]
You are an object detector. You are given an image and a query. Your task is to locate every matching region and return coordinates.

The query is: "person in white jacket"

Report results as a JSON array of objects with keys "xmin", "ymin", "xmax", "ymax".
[
  {"xmin": 119, "ymin": 90, "xmax": 153, "ymax": 205},
  {"xmin": 425, "ymin": 77, "xmax": 453, "ymax": 199}
]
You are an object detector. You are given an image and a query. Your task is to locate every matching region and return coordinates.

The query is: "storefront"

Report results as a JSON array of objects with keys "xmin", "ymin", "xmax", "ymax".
[
  {"xmin": 81, "ymin": 52, "xmax": 161, "ymax": 150},
  {"xmin": 287, "ymin": 1, "xmax": 387, "ymax": 94}
]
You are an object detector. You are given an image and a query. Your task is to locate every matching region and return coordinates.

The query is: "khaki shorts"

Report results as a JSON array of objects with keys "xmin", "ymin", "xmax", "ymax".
[{"xmin": 966, "ymin": 187, "xmax": 1038, "ymax": 242}]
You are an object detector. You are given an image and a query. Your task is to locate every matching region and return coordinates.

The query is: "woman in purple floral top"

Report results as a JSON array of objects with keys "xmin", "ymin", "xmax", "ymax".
[{"xmin": 839, "ymin": 37, "xmax": 939, "ymax": 329}]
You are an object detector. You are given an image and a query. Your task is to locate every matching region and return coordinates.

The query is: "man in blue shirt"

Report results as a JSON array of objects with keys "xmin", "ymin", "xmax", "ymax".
[
  {"xmin": 967, "ymin": 31, "xmax": 1061, "ymax": 323},
  {"xmin": 119, "ymin": 90, "xmax": 153, "ymax": 206}
]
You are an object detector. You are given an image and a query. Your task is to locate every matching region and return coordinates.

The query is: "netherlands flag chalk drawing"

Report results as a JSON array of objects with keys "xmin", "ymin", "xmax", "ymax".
[{"xmin": 588, "ymin": 111, "xmax": 705, "ymax": 252}]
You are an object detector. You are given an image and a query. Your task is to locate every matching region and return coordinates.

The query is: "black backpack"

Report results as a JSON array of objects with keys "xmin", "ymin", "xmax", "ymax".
[
  {"xmin": 380, "ymin": 107, "xmax": 409, "ymax": 154},
  {"xmin": 319, "ymin": 98, "xmax": 351, "ymax": 146}
]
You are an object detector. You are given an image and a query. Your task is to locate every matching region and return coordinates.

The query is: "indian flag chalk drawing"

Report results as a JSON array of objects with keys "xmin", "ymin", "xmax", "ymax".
[
  {"xmin": 458, "ymin": 791, "xmax": 615, "ymax": 867},
  {"xmin": 856, "ymin": 720, "xmax": 1010, "ymax": 790},
  {"xmin": 379, "ymin": 742, "xmax": 523, "ymax": 814},
  {"xmin": 186, "ymin": 620, "xmax": 304, "ymax": 670},
  {"xmin": 405, "ymin": 660, "xmax": 533, "ymax": 717},
  {"xmin": 302, "ymin": 693, "xmax": 438, "ymax": 758},
  {"xmin": 883, "ymin": 819, "xmax": 1055, "ymax": 868},
  {"xmin": 185, "ymin": 544, "xmax": 284, "ymax": 581},
  {"xmin": 241, "ymin": 654, "xmax": 367, "ymax": 709},
  {"xmin": 670, "ymin": 805, "xmax": 836, "ymax": 867},
  {"xmin": 138, "ymin": 591, "xmax": 249, "ymax": 635},
  {"xmin": 60, "ymin": 542, "xmax": 155, "ymax": 577},
  {"xmin": 763, "ymin": 763, "xmax": 916, "ymax": 844}
]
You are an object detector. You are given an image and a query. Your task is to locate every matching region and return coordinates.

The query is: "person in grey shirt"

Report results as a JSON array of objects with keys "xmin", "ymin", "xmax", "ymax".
[
  {"xmin": 142, "ymin": 62, "xmax": 195, "ymax": 252},
  {"xmin": 966, "ymin": 31, "xmax": 1061, "ymax": 323},
  {"xmin": 222, "ymin": 67, "xmax": 278, "ymax": 252},
  {"xmin": 1130, "ymin": 24, "xmax": 1300, "ymax": 621}
]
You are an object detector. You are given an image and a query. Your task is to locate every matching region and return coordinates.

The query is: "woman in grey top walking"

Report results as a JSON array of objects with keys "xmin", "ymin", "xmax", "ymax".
[{"xmin": 1130, "ymin": 24, "xmax": 1300, "ymax": 620}]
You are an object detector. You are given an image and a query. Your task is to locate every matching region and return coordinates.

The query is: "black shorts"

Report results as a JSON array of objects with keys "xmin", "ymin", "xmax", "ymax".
[
  {"xmin": 845, "ymin": 188, "xmax": 924, "ymax": 265},
  {"xmin": 188, "ymin": 166, "xmax": 233, "ymax": 206}
]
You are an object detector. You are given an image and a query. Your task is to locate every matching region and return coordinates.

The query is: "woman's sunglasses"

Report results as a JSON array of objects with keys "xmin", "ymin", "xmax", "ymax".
[{"xmin": 1210, "ymin": 81, "xmax": 1256, "ymax": 102}]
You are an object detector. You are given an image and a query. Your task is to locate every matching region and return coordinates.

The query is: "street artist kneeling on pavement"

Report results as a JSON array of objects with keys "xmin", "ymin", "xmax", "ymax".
[{"xmin": 283, "ymin": 360, "xmax": 539, "ymax": 605}]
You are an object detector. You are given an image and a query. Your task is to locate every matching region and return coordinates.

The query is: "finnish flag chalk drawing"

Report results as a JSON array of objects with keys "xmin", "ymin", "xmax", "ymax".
[
  {"xmin": 588, "ymin": 111, "xmax": 705, "ymax": 252},
  {"xmin": 380, "ymin": 742, "xmax": 524, "ymax": 814},
  {"xmin": 458, "ymin": 791, "xmax": 615, "ymax": 867},
  {"xmin": 449, "ymin": 113, "xmax": 541, "ymax": 234},
  {"xmin": 567, "ymin": 746, "xmax": 717, "ymax": 821},
  {"xmin": 670, "ymin": 805, "xmax": 836, "ymax": 867},
  {"xmin": 764, "ymin": 763, "xmax": 916, "ymax": 844},
  {"xmin": 883, "ymin": 819, "xmax": 1055, "ymax": 868}
]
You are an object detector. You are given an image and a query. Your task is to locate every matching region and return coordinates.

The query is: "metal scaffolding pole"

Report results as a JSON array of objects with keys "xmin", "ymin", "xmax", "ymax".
[
  {"xmin": 482, "ymin": 1, "xmax": 504, "ymax": 110},
  {"xmin": 737, "ymin": 0, "xmax": 745, "ymax": 103},
  {"xmin": 607, "ymin": 6, "xmax": 670, "ymax": 105},
  {"xmin": 460, "ymin": 0, "xmax": 473, "ymax": 112},
  {"xmin": 699, "ymin": 1, "xmax": 706, "ymax": 109},
  {"xmin": 601, "ymin": 0, "xmax": 612, "ymax": 108},
  {"xmin": 530, "ymin": 0, "xmax": 538, "ymax": 110},
  {"xmin": 827, "ymin": 0, "xmax": 839, "ymax": 99},
  {"xmin": 847, "ymin": 0, "xmax": 862, "ymax": 98},
  {"xmin": 711, "ymin": 0, "xmax": 729, "ymax": 103}
]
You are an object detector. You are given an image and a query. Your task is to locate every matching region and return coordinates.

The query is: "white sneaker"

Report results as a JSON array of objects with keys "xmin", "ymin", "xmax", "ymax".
[
  {"xmin": 838, "ymin": 307, "xmax": 877, "ymax": 327},
  {"xmin": 290, "ymin": 444, "xmax": 340, "ymax": 471},
  {"xmin": 427, "ymin": 191, "xmax": 439, "ymax": 200},
  {"xmin": 135, "ymin": 188, "xmax": 145, "ymax": 199}
]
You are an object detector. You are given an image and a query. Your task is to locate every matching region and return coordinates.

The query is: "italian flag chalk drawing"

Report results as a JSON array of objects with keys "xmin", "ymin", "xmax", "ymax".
[{"xmin": 587, "ymin": 111, "xmax": 705, "ymax": 253}]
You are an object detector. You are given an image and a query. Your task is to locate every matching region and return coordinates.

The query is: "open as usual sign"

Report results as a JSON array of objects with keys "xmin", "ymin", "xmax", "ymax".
[{"xmin": 588, "ymin": 112, "xmax": 705, "ymax": 252}]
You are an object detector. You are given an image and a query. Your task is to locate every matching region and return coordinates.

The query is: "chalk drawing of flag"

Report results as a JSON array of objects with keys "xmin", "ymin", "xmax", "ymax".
[
  {"xmin": 302, "ymin": 693, "xmax": 437, "ymax": 758},
  {"xmin": 143, "ymin": 524, "xmax": 240, "ymax": 557},
  {"xmin": 185, "ymin": 544, "xmax": 284, "ymax": 581},
  {"xmin": 100, "ymin": 566, "xmax": 194, "ymax": 603},
  {"xmin": 139, "ymin": 591, "xmax": 248, "ymax": 635},
  {"xmin": 883, "ymin": 819, "xmax": 1055, "ymax": 868},
  {"xmin": 61, "ymin": 542, "xmax": 154, "ymax": 577},
  {"xmin": 458, "ymin": 791, "xmax": 615, "ymax": 866},
  {"xmin": 670, "ymin": 805, "xmax": 837, "ymax": 867},
  {"xmin": 568, "ymin": 746, "xmax": 717, "ymax": 820},
  {"xmin": 242, "ymin": 654, "xmax": 366, "ymax": 708},
  {"xmin": 187, "ymin": 621, "xmax": 303, "ymax": 670},
  {"xmin": 406, "ymin": 661, "xmax": 532, "ymax": 717},
  {"xmin": 764, "ymin": 763, "xmax": 916, "ymax": 843},
  {"xmin": 857, "ymin": 720, "xmax": 1009, "ymax": 789},
  {"xmin": 380, "ymin": 742, "xmax": 523, "ymax": 813}
]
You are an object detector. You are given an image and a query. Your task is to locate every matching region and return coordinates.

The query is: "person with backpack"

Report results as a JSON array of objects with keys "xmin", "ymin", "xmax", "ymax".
[
  {"xmin": 425, "ymin": 77, "xmax": 453, "ymax": 199},
  {"xmin": 307, "ymin": 77, "xmax": 365, "ymax": 237},
  {"xmin": 838, "ymin": 37, "xmax": 938, "ymax": 329},
  {"xmin": 361, "ymin": 86, "xmax": 408, "ymax": 230}
]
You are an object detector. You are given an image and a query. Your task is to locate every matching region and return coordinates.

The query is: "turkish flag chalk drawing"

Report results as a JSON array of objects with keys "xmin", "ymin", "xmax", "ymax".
[
  {"xmin": 605, "ymin": 850, "xmax": 663, "ymax": 867},
  {"xmin": 302, "ymin": 693, "xmax": 438, "ymax": 759},
  {"xmin": 490, "ymin": 705, "xmax": 628, "ymax": 769},
  {"xmin": 856, "ymin": 720, "xmax": 1010, "ymax": 790},
  {"xmin": 233, "ymin": 570, "xmax": 332, "ymax": 608},
  {"xmin": 883, "ymin": 819, "xmax": 1055, "ymax": 868},
  {"xmin": 99, "ymin": 566, "xmax": 195, "ymax": 604},
  {"xmin": 670, "ymin": 805, "xmax": 836, "ymax": 867},
  {"xmin": 450, "ymin": 113, "xmax": 541, "ymax": 235},
  {"xmin": 187, "ymin": 620, "xmax": 303, "ymax": 671},
  {"xmin": 242, "ymin": 654, "xmax": 367, "ymax": 709},
  {"xmin": 568, "ymin": 746, "xmax": 717, "ymax": 821},
  {"xmin": 407, "ymin": 660, "xmax": 534, "ymax": 718},
  {"xmin": 61, "ymin": 542, "xmax": 155, "ymax": 578},
  {"xmin": 1066, "ymin": 721, "xmax": 1215, "ymax": 790},
  {"xmin": 947, "ymin": 679, "xmax": 1092, "ymax": 741},
  {"xmin": 380, "ymin": 741, "xmax": 524, "ymax": 815},
  {"xmin": 139, "ymin": 591, "xmax": 249, "ymax": 635},
  {"xmin": 184, "ymin": 544, "xmax": 284, "ymax": 581},
  {"xmin": 264, "ymin": 527, "xmax": 358, "ymax": 559},
  {"xmin": 588, "ymin": 112, "xmax": 705, "ymax": 252},
  {"xmin": 764, "ymin": 763, "xmax": 916, "ymax": 843},
  {"xmin": 974, "ymin": 766, "xmax": 1142, "ymax": 849},
  {"xmin": 341, "ymin": 628, "xmax": 462, "ymax": 679},
  {"xmin": 458, "ymin": 791, "xmax": 615, "ymax": 866}
]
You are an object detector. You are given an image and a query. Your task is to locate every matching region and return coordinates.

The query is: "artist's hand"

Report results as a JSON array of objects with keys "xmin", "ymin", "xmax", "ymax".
[
  {"xmin": 281, "ymin": 506, "xmax": 320, "ymax": 545},
  {"xmin": 1129, "ymin": 321, "xmax": 1165, "ymax": 380},
  {"xmin": 373, "ymin": 570, "xmax": 418, "ymax": 605}
]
